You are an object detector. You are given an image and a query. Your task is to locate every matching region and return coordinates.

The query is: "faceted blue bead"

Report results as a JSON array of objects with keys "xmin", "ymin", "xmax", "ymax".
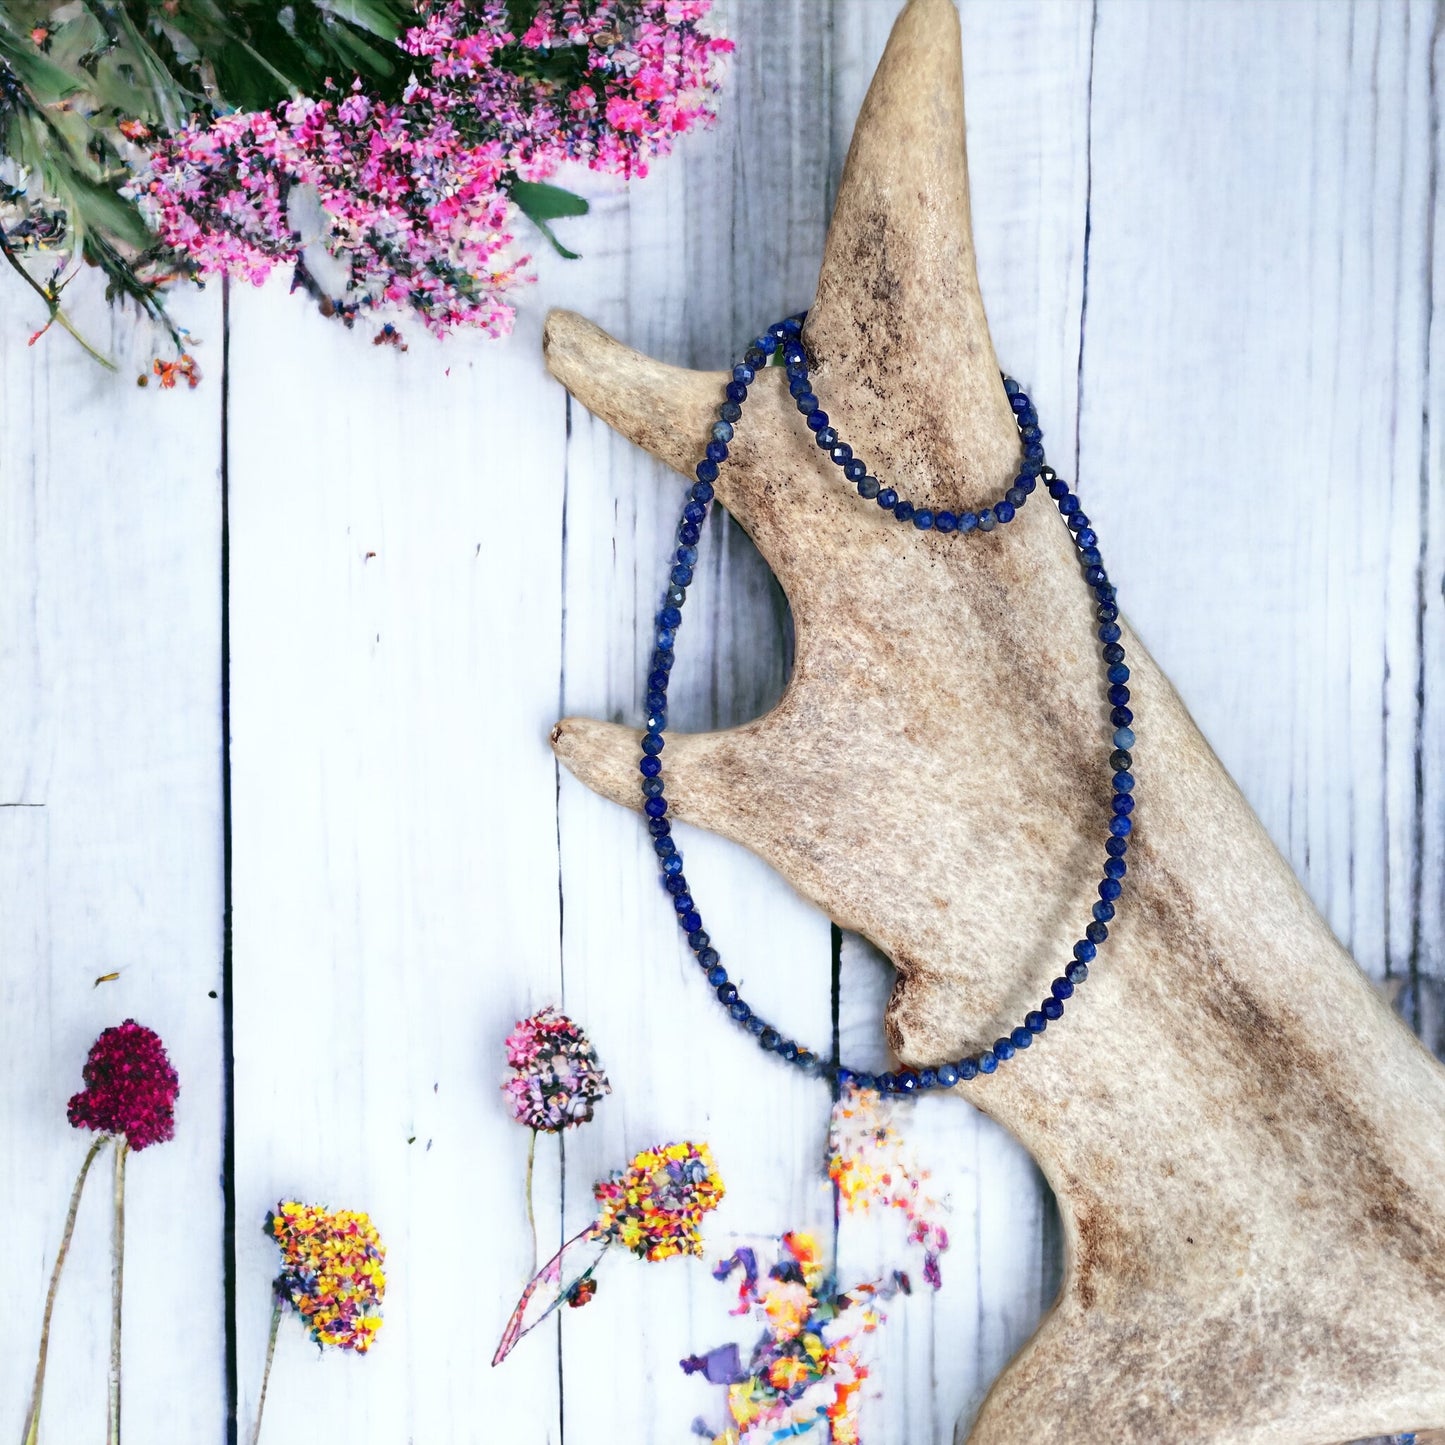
[
  {"xmin": 894, "ymin": 500, "xmax": 915, "ymax": 523},
  {"xmin": 978, "ymin": 1051, "xmax": 998, "ymax": 1074},
  {"xmin": 1108, "ymin": 836, "xmax": 1130, "ymax": 857},
  {"xmin": 918, "ymin": 1068, "xmax": 938, "ymax": 1090},
  {"xmin": 659, "ymin": 845, "xmax": 681, "ymax": 867},
  {"xmin": 1092, "ymin": 900, "xmax": 1115, "ymax": 922},
  {"xmin": 854, "ymin": 1072, "xmax": 877, "ymax": 1091},
  {"xmin": 877, "ymin": 1072, "xmax": 898, "ymax": 1094},
  {"xmin": 672, "ymin": 892, "xmax": 693, "ymax": 913},
  {"xmin": 782, "ymin": 316, "xmax": 803, "ymax": 335},
  {"xmin": 1025, "ymin": 1011, "xmax": 1047, "ymax": 1033},
  {"xmin": 1003, "ymin": 377, "xmax": 1020, "ymax": 396},
  {"xmin": 1074, "ymin": 938, "xmax": 1097, "ymax": 962},
  {"xmin": 958, "ymin": 1057, "xmax": 980, "ymax": 1081},
  {"xmin": 640, "ymin": 755, "xmax": 661, "ymax": 777},
  {"xmin": 706, "ymin": 964, "xmax": 728, "ymax": 987},
  {"xmin": 706, "ymin": 440, "xmax": 728, "ymax": 464},
  {"xmin": 796, "ymin": 391, "xmax": 818, "ymax": 412},
  {"xmin": 877, "ymin": 488, "xmax": 898, "ymax": 508},
  {"xmin": 696, "ymin": 459, "xmax": 719, "ymax": 483},
  {"xmin": 1113, "ymin": 794, "xmax": 1134, "ymax": 816},
  {"xmin": 643, "ymin": 777, "xmax": 665, "ymax": 798},
  {"xmin": 779, "ymin": 1041, "xmax": 799, "ymax": 1062},
  {"xmin": 896, "ymin": 1070, "xmax": 920, "ymax": 1093},
  {"xmin": 659, "ymin": 607, "xmax": 682, "ymax": 629},
  {"xmin": 716, "ymin": 982, "xmax": 738, "ymax": 1004},
  {"xmin": 1097, "ymin": 604, "xmax": 1118, "ymax": 625},
  {"xmin": 691, "ymin": 480, "xmax": 714, "ymax": 502},
  {"xmin": 1049, "ymin": 479, "xmax": 1070, "ymax": 500},
  {"xmin": 1051, "ymin": 977, "xmax": 1074, "ymax": 999},
  {"xmin": 656, "ymin": 627, "xmax": 676, "ymax": 650},
  {"xmin": 1110, "ymin": 815, "xmax": 1133, "ymax": 838},
  {"xmin": 830, "ymin": 442, "xmax": 853, "ymax": 465},
  {"xmin": 1099, "ymin": 878, "xmax": 1122, "ymax": 900},
  {"xmin": 1102, "ymin": 643, "xmax": 1125, "ymax": 663},
  {"xmin": 687, "ymin": 929, "xmax": 709, "ymax": 949},
  {"xmin": 790, "ymin": 377, "xmax": 811, "ymax": 398},
  {"xmin": 1086, "ymin": 920, "xmax": 1108, "ymax": 943},
  {"xmin": 1104, "ymin": 856, "xmax": 1127, "ymax": 879},
  {"xmin": 1010, "ymin": 394, "xmax": 1029, "ymax": 413},
  {"xmin": 725, "ymin": 381, "xmax": 747, "ymax": 403},
  {"xmin": 994, "ymin": 1038, "xmax": 1016, "ymax": 1061},
  {"xmin": 995, "ymin": 501, "xmax": 1016, "ymax": 523},
  {"xmin": 683, "ymin": 502, "xmax": 706, "ymax": 525},
  {"xmin": 1066, "ymin": 960, "xmax": 1089, "ymax": 985},
  {"xmin": 652, "ymin": 649, "xmax": 674, "ymax": 671},
  {"xmin": 1076, "ymin": 528, "xmax": 1097, "ymax": 549},
  {"xmin": 959, "ymin": 512, "xmax": 978, "ymax": 532},
  {"xmin": 1114, "ymin": 771, "xmax": 1134, "ymax": 792},
  {"xmin": 1042, "ymin": 996, "xmax": 1065, "ymax": 1021},
  {"xmin": 1070, "ymin": 513, "xmax": 1091, "ymax": 532},
  {"xmin": 913, "ymin": 509, "xmax": 933, "ymax": 530},
  {"xmin": 729, "ymin": 1000, "xmax": 751, "ymax": 1021},
  {"xmin": 978, "ymin": 509, "xmax": 997, "ymax": 531},
  {"xmin": 806, "ymin": 410, "xmax": 829, "ymax": 432},
  {"xmin": 1011, "ymin": 1027, "xmax": 1032, "ymax": 1049},
  {"xmin": 937, "ymin": 1063, "xmax": 960, "ymax": 1087},
  {"xmin": 698, "ymin": 947, "xmax": 720, "ymax": 967},
  {"xmin": 858, "ymin": 476, "xmax": 880, "ymax": 499},
  {"xmin": 1059, "ymin": 495, "xmax": 1080, "ymax": 515},
  {"xmin": 1109, "ymin": 664, "xmax": 1131, "ymax": 685},
  {"xmin": 1086, "ymin": 566, "xmax": 1108, "ymax": 587},
  {"xmin": 732, "ymin": 364, "xmax": 755, "ymax": 385},
  {"xmin": 759, "ymin": 1028, "xmax": 781, "ymax": 1051},
  {"xmin": 756, "ymin": 335, "xmax": 777, "ymax": 355},
  {"xmin": 816, "ymin": 427, "xmax": 839, "ymax": 449},
  {"xmin": 1020, "ymin": 425, "xmax": 1042, "ymax": 443},
  {"xmin": 682, "ymin": 909, "xmax": 702, "ymax": 931},
  {"xmin": 935, "ymin": 511, "xmax": 958, "ymax": 533},
  {"xmin": 1080, "ymin": 548, "xmax": 1102, "ymax": 568},
  {"xmin": 676, "ymin": 545, "xmax": 699, "ymax": 567},
  {"xmin": 648, "ymin": 817, "xmax": 670, "ymax": 837},
  {"xmin": 712, "ymin": 421, "xmax": 734, "ymax": 442},
  {"xmin": 1006, "ymin": 487, "xmax": 1027, "ymax": 507},
  {"xmin": 1099, "ymin": 623, "xmax": 1122, "ymax": 643},
  {"xmin": 1114, "ymin": 726, "xmax": 1135, "ymax": 749},
  {"xmin": 844, "ymin": 459, "xmax": 866, "ymax": 482},
  {"xmin": 719, "ymin": 402, "xmax": 742, "ymax": 422},
  {"xmin": 676, "ymin": 527, "xmax": 699, "ymax": 552},
  {"xmin": 1018, "ymin": 474, "xmax": 1037, "ymax": 493},
  {"xmin": 645, "ymin": 797, "xmax": 668, "ymax": 818},
  {"xmin": 746, "ymin": 1015, "xmax": 766, "ymax": 1036},
  {"xmin": 671, "ymin": 566, "xmax": 692, "ymax": 587}
]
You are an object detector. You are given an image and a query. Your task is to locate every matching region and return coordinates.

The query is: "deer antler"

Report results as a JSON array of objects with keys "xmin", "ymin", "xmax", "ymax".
[{"xmin": 545, "ymin": 2, "xmax": 1445, "ymax": 1440}]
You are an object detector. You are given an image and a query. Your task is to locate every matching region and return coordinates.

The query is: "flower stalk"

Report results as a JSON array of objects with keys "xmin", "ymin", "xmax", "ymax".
[
  {"xmin": 247, "ymin": 1298, "xmax": 283, "ymax": 1445},
  {"xmin": 108, "ymin": 1139, "xmax": 128, "ymax": 1445},
  {"xmin": 20, "ymin": 1134, "xmax": 108, "ymax": 1445}
]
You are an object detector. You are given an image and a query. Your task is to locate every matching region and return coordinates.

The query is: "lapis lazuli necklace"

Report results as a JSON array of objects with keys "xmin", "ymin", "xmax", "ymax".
[{"xmin": 638, "ymin": 313, "xmax": 1134, "ymax": 1094}]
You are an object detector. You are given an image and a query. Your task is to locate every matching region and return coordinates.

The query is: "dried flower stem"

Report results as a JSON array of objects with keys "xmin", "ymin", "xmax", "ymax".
[
  {"xmin": 108, "ymin": 1140, "xmax": 129, "ymax": 1445},
  {"xmin": 525, "ymin": 1129, "xmax": 538, "ymax": 1272},
  {"xmin": 20, "ymin": 1135, "xmax": 109, "ymax": 1445},
  {"xmin": 248, "ymin": 1299, "xmax": 283, "ymax": 1445},
  {"xmin": 0, "ymin": 226, "xmax": 116, "ymax": 371}
]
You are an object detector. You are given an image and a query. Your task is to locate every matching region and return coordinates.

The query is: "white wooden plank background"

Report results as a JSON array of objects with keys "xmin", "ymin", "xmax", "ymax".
[{"xmin": 1, "ymin": 2, "xmax": 1441, "ymax": 1442}]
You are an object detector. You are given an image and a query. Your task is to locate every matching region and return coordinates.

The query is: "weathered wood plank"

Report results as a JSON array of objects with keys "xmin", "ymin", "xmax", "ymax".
[
  {"xmin": 0, "ymin": 276, "xmax": 227, "ymax": 1438},
  {"xmin": 225, "ymin": 281, "xmax": 569, "ymax": 1441}
]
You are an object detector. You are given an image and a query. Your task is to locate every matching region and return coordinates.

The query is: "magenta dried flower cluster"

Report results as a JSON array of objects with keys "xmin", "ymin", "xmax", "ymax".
[
  {"xmin": 65, "ymin": 1018, "xmax": 179, "ymax": 1151},
  {"xmin": 503, "ymin": 1005, "xmax": 610, "ymax": 1131},
  {"xmin": 132, "ymin": 0, "xmax": 734, "ymax": 341}
]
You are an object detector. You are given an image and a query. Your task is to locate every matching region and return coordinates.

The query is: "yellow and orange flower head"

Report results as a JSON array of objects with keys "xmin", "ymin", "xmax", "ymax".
[
  {"xmin": 266, "ymin": 1201, "xmax": 386, "ymax": 1353},
  {"xmin": 593, "ymin": 1141, "xmax": 725, "ymax": 1261}
]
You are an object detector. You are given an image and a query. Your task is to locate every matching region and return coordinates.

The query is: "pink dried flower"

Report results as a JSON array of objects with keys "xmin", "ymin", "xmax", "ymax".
[
  {"xmin": 131, "ymin": 0, "xmax": 735, "ymax": 341},
  {"xmin": 66, "ymin": 1019, "xmax": 179, "ymax": 1151},
  {"xmin": 503, "ymin": 1006, "xmax": 609, "ymax": 1132}
]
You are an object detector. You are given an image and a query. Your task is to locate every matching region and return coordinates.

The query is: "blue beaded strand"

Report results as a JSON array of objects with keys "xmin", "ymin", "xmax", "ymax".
[{"xmin": 638, "ymin": 313, "xmax": 1133, "ymax": 1092}]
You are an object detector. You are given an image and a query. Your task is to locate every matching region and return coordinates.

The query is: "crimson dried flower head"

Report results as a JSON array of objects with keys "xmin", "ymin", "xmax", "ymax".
[
  {"xmin": 502, "ymin": 1006, "xmax": 610, "ymax": 1132},
  {"xmin": 66, "ymin": 1019, "xmax": 179, "ymax": 1151}
]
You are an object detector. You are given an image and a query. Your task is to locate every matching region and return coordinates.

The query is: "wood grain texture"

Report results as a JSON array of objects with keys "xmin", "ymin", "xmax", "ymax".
[
  {"xmin": 0, "ymin": 277, "xmax": 227, "ymax": 1437},
  {"xmin": 0, "ymin": 1, "xmax": 1439, "ymax": 1442}
]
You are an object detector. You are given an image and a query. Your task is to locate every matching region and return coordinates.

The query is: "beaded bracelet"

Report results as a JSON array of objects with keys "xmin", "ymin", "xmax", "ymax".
[{"xmin": 638, "ymin": 315, "xmax": 1133, "ymax": 1094}]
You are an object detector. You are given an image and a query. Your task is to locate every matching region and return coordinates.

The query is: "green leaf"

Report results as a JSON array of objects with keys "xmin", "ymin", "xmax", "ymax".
[{"xmin": 509, "ymin": 180, "xmax": 589, "ymax": 260}]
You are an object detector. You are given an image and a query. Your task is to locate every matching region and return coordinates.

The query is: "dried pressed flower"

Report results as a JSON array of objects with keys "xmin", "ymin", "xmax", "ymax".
[
  {"xmin": 267, "ymin": 1201, "xmax": 386, "ymax": 1353},
  {"xmin": 493, "ymin": 1138, "xmax": 727, "ymax": 1366},
  {"xmin": 502, "ymin": 1006, "xmax": 610, "ymax": 1133},
  {"xmin": 66, "ymin": 1018, "xmax": 179, "ymax": 1151},
  {"xmin": 594, "ymin": 1140, "xmax": 725, "ymax": 1262}
]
